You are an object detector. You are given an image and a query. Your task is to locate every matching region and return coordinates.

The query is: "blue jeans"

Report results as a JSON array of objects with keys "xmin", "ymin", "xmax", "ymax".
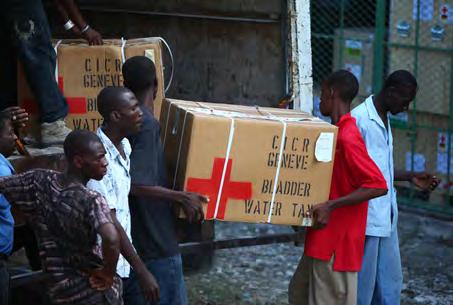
[
  {"xmin": 0, "ymin": 0, "xmax": 68, "ymax": 122},
  {"xmin": 0, "ymin": 259, "xmax": 9, "ymax": 305},
  {"xmin": 357, "ymin": 228, "xmax": 403, "ymax": 305},
  {"xmin": 124, "ymin": 255, "xmax": 188, "ymax": 305}
]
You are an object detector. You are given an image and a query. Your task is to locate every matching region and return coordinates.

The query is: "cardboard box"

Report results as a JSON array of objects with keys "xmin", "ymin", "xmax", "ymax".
[
  {"xmin": 18, "ymin": 38, "xmax": 165, "ymax": 138},
  {"xmin": 161, "ymin": 99, "xmax": 338, "ymax": 226}
]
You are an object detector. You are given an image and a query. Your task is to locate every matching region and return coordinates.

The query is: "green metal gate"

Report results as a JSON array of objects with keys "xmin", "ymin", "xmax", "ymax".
[{"xmin": 311, "ymin": 0, "xmax": 453, "ymax": 216}]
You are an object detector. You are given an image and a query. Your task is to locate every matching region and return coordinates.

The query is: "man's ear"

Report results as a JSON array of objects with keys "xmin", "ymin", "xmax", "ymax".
[
  {"xmin": 73, "ymin": 155, "xmax": 84, "ymax": 169},
  {"xmin": 110, "ymin": 110, "xmax": 121, "ymax": 122}
]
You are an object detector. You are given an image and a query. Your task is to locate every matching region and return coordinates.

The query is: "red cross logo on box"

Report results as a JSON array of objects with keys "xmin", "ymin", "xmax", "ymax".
[
  {"xmin": 186, "ymin": 158, "xmax": 253, "ymax": 220},
  {"xmin": 22, "ymin": 77, "xmax": 87, "ymax": 114}
]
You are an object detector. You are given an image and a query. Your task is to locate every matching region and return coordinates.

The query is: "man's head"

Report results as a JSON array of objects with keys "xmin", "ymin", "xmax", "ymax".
[
  {"xmin": 320, "ymin": 70, "xmax": 359, "ymax": 116},
  {"xmin": 381, "ymin": 70, "xmax": 418, "ymax": 115},
  {"xmin": 64, "ymin": 130, "xmax": 108, "ymax": 181},
  {"xmin": 97, "ymin": 86, "xmax": 143, "ymax": 135},
  {"xmin": 122, "ymin": 56, "xmax": 158, "ymax": 102},
  {"xmin": 0, "ymin": 114, "xmax": 17, "ymax": 157}
]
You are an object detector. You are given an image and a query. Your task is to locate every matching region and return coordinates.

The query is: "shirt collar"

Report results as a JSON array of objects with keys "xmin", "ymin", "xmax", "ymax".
[
  {"xmin": 97, "ymin": 128, "xmax": 129, "ymax": 167},
  {"xmin": 365, "ymin": 95, "xmax": 388, "ymax": 130}
]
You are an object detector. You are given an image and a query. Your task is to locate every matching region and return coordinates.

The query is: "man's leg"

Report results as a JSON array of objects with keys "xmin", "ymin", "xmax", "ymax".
[
  {"xmin": 0, "ymin": 259, "xmax": 10, "ymax": 305},
  {"xmin": 289, "ymin": 255, "xmax": 311, "ymax": 305},
  {"xmin": 11, "ymin": 2, "xmax": 68, "ymax": 124},
  {"xmin": 310, "ymin": 257, "xmax": 357, "ymax": 305},
  {"xmin": 357, "ymin": 236, "xmax": 380, "ymax": 305},
  {"xmin": 372, "ymin": 228, "xmax": 403, "ymax": 305},
  {"xmin": 0, "ymin": 20, "xmax": 17, "ymax": 110}
]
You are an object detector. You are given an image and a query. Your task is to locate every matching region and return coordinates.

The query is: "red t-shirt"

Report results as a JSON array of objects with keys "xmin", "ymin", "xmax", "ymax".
[{"xmin": 304, "ymin": 113, "xmax": 387, "ymax": 272}]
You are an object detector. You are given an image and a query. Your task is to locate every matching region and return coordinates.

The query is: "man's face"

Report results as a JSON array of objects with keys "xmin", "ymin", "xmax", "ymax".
[
  {"xmin": 386, "ymin": 86, "xmax": 417, "ymax": 115},
  {"xmin": 116, "ymin": 91, "xmax": 143, "ymax": 135},
  {"xmin": 0, "ymin": 120, "xmax": 17, "ymax": 157},
  {"xmin": 79, "ymin": 141, "xmax": 108, "ymax": 181},
  {"xmin": 319, "ymin": 82, "xmax": 334, "ymax": 117}
]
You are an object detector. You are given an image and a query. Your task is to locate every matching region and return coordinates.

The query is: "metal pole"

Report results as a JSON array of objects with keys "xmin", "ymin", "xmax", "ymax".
[
  {"xmin": 372, "ymin": 0, "xmax": 386, "ymax": 92},
  {"xmin": 338, "ymin": 0, "xmax": 346, "ymax": 69}
]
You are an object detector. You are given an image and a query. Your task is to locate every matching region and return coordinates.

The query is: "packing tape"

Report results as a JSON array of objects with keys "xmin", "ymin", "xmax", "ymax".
[
  {"xmin": 120, "ymin": 37, "xmax": 127, "ymax": 64},
  {"xmin": 214, "ymin": 118, "xmax": 236, "ymax": 219},
  {"xmin": 156, "ymin": 37, "xmax": 174, "ymax": 93},
  {"xmin": 54, "ymin": 40, "xmax": 63, "ymax": 84}
]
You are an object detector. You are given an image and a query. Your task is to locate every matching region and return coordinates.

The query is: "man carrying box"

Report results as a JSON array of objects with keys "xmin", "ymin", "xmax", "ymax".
[
  {"xmin": 351, "ymin": 70, "xmax": 439, "ymax": 305},
  {"xmin": 289, "ymin": 70, "xmax": 388, "ymax": 305},
  {"xmin": 1, "ymin": 0, "xmax": 102, "ymax": 146},
  {"xmin": 122, "ymin": 56, "xmax": 206, "ymax": 305}
]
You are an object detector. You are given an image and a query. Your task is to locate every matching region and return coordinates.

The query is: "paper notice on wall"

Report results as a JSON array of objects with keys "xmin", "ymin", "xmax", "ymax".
[
  {"xmin": 436, "ymin": 132, "xmax": 453, "ymax": 174},
  {"xmin": 344, "ymin": 63, "xmax": 362, "ymax": 83},
  {"xmin": 345, "ymin": 40, "xmax": 363, "ymax": 58},
  {"xmin": 145, "ymin": 49, "xmax": 155, "ymax": 63},
  {"xmin": 405, "ymin": 152, "xmax": 426, "ymax": 172},
  {"xmin": 315, "ymin": 132, "xmax": 334, "ymax": 162},
  {"xmin": 412, "ymin": 0, "xmax": 434, "ymax": 21}
]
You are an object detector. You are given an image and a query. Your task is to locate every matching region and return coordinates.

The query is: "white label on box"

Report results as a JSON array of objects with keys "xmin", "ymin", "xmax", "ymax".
[
  {"xmin": 344, "ymin": 63, "xmax": 362, "ymax": 83},
  {"xmin": 412, "ymin": 0, "xmax": 434, "ymax": 21},
  {"xmin": 144, "ymin": 49, "xmax": 155, "ymax": 63},
  {"xmin": 315, "ymin": 132, "xmax": 334, "ymax": 162}
]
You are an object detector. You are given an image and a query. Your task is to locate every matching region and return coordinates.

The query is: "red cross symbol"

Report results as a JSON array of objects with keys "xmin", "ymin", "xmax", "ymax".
[
  {"xmin": 186, "ymin": 158, "xmax": 253, "ymax": 220},
  {"xmin": 22, "ymin": 77, "xmax": 87, "ymax": 114}
]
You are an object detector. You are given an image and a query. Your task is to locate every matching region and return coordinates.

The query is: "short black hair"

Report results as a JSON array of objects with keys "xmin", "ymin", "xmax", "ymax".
[
  {"xmin": 383, "ymin": 70, "xmax": 418, "ymax": 90},
  {"xmin": 64, "ymin": 130, "xmax": 103, "ymax": 162},
  {"xmin": 122, "ymin": 56, "xmax": 157, "ymax": 93},
  {"xmin": 0, "ymin": 113, "xmax": 11, "ymax": 131},
  {"xmin": 325, "ymin": 70, "xmax": 359, "ymax": 102},
  {"xmin": 97, "ymin": 86, "xmax": 133, "ymax": 121}
]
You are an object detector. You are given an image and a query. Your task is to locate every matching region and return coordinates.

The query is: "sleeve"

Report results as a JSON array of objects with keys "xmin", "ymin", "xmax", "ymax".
[
  {"xmin": 0, "ymin": 170, "xmax": 38, "ymax": 213},
  {"xmin": 130, "ymin": 128, "xmax": 161, "ymax": 186},
  {"xmin": 90, "ymin": 194, "xmax": 114, "ymax": 230},
  {"xmin": 343, "ymin": 132, "xmax": 388, "ymax": 190},
  {"xmin": 87, "ymin": 176, "xmax": 118, "ymax": 211}
]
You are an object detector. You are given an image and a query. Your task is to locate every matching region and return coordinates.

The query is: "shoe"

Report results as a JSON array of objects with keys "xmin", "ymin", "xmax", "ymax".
[{"xmin": 40, "ymin": 119, "xmax": 72, "ymax": 146}]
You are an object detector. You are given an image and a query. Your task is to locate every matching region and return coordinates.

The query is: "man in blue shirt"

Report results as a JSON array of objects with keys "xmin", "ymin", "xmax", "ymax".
[
  {"xmin": 122, "ymin": 56, "xmax": 206, "ymax": 305},
  {"xmin": 351, "ymin": 70, "xmax": 439, "ymax": 305},
  {"xmin": 0, "ymin": 112, "xmax": 19, "ymax": 305}
]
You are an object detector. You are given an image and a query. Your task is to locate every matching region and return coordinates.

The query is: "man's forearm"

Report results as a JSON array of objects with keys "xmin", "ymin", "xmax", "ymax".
[
  {"xmin": 59, "ymin": 0, "xmax": 88, "ymax": 29},
  {"xmin": 329, "ymin": 187, "xmax": 388, "ymax": 210},
  {"xmin": 131, "ymin": 185, "xmax": 183, "ymax": 204},
  {"xmin": 98, "ymin": 223, "xmax": 120, "ymax": 276},
  {"xmin": 110, "ymin": 211, "xmax": 148, "ymax": 275},
  {"xmin": 394, "ymin": 169, "xmax": 414, "ymax": 182}
]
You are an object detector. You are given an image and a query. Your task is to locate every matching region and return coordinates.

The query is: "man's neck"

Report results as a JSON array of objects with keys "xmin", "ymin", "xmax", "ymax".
[
  {"xmin": 330, "ymin": 100, "xmax": 351, "ymax": 125},
  {"xmin": 373, "ymin": 94, "xmax": 388, "ymax": 122},
  {"xmin": 102, "ymin": 125, "xmax": 124, "ymax": 147},
  {"xmin": 134, "ymin": 89, "xmax": 155, "ymax": 116},
  {"xmin": 62, "ymin": 168, "xmax": 88, "ymax": 187}
]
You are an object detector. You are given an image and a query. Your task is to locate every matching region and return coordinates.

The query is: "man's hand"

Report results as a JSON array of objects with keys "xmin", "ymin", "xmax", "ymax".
[
  {"xmin": 136, "ymin": 269, "xmax": 160, "ymax": 304},
  {"xmin": 179, "ymin": 192, "xmax": 208, "ymax": 222},
  {"xmin": 1, "ymin": 107, "xmax": 29, "ymax": 128},
  {"xmin": 411, "ymin": 173, "xmax": 440, "ymax": 191},
  {"xmin": 82, "ymin": 28, "xmax": 103, "ymax": 45},
  {"xmin": 88, "ymin": 268, "xmax": 114, "ymax": 291},
  {"xmin": 311, "ymin": 201, "xmax": 334, "ymax": 229}
]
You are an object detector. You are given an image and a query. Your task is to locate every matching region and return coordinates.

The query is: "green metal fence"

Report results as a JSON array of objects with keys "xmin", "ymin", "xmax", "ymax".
[{"xmin": 311, "ymin": 0, "xmax": 453, "ymax": 216}]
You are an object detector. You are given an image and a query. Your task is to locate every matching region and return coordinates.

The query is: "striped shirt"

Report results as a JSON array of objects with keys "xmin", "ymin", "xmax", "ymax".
[{"xmin": 0, "ymin": 169, "xmax": 122, "ymax": 305}]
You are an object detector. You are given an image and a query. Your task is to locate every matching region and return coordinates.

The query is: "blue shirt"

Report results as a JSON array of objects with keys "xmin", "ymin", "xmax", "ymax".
[
  {"xmin": 0, "ymin": 153, "xmax": 14, "ymax": 255},
  {"xmin": 351, "ymin": 96, "xmax": 398, "ymax": 237}
]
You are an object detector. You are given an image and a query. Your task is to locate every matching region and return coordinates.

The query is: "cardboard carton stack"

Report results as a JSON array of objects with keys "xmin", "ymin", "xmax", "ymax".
[
  {"xmin": 18, "ymin": 38, "xmax": 165, "ymax": 138},
  {"xmin": 160, "ymin": 99, "xmax": 338, "ymax": 226}
]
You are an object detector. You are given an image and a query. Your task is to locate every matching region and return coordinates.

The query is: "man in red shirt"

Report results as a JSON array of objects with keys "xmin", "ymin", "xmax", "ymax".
[{"xmin": 289, "ymin": 70, "xmax": 388, "ymax": 305}]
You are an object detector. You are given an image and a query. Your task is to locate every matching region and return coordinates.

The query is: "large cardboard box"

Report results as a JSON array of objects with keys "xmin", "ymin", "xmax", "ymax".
[
  {"xmin": 161, "ymin": 99, "xmax": 338, "ymax": 226},
  {"xmin": 18, "ymin": 38, "xmax": 165, "ymax": 138}
]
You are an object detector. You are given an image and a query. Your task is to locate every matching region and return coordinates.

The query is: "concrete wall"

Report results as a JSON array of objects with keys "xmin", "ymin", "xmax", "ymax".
[{"xmin": 50, "ymin": 1, "xmax": 286, "ymax": 107}]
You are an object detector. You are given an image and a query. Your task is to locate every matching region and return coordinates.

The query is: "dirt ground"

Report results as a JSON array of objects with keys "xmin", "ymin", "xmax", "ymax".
[{"xmin": 185, "ymin": 211, "xmax": 453, "ymax": 305}]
